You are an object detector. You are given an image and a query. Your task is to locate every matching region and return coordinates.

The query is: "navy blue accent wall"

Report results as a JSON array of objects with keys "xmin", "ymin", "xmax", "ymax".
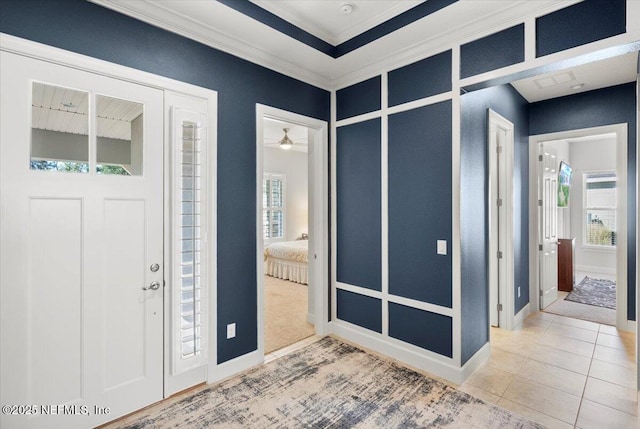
[
  {"xmin": 388, "ymin": 102, "xmax": 453, "ymax": 307},
  {"xmin": 337, "ymin": 289, "xmax": 382, "ymax": 333},
  {"xmin": 388, "ymin": 50, "xmax": 452, "ymax": 107},
  {"xmin": 336, "ymin": 119, "xmax": 382, "ymax": 291},
  {"xmin": 336, "ymin": 76, "xmax": 381, "ymax": 121},
  {"xmin": 536, "ymin": 0, "xmax": 627, "ymax": 58},
  {"xmin": 0, "ymin": 0, "xmax": 330, "ymax": 364},
  {"xmin": 460, "ymin": 24, "xmax": 524, "ymax": 79},
  {"xmin": 460, "ymin": 84, "xmax": 529, "ymax": 364},
  {"xmin": 530, "ymin": 83, "xmax": 637, "ymax": 321},
  {"xmin": 388, "ymin": 303, "xmax": 452, "ymax": 358}
]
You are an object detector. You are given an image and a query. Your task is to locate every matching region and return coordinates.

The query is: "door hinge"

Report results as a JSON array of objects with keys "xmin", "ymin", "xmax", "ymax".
[
  {"xmin": 497, "ymin": 251, "xmax": 503, "ymax": 259},
  {"xmin": 497, "ymin": 198, "xmax": 503, "ymax": 207},
  {"xmin": 497, "ymin": 146, "xmax": 503, "ymax": 154},
  {"xmin": 538, "ymin": 199, "xmax": 543, "ymax": 207},
  {"xmin": 538, "ymin": 154, "xmax": 543, "ymax": 161},
  {"xmin": 539, "ymin": 289, "xmax": 544, "ymax": 297},
  {"xmin": 539, "ymin": 244, "xmax": 543, "ymax": 251},
  {"xmin": 498, "ymin": 304, "xmax": 503, "ymax": 311}
]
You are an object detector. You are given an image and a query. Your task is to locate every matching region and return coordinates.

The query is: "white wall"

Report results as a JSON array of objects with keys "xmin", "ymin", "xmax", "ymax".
[
  {"xmin": 569, "ymin": 136, "xmax": 617, "ymax": 274},
  {"xmin": 263, "ymin": 147, "xmax": 308, "ymax": 242}
]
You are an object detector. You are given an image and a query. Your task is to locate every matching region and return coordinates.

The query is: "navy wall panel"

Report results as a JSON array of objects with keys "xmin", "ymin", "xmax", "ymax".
[
  {"xmin": 336, "ymin": 76, "xmax": 381, "ymax": 121},
  {"xmin": 460, "ymin": 24, "xmax": 524, "ymax": 79},
  {"xmin": 0, "ymin": 0, "xmax": 331, "ymax": 364},
  {"xmin": 459, "ymin": 84, "xmax": 530, "ymax": 364},
  {"xmin": 337, "ymin": 289, "xmax": 382, "ymax": 333},
  {"xmin": 536, "ymin": 0, "xmax": 626, "ymax": 57},
  {"xmin": 336, "ymin": 119, "xmax": 382, "ymax": 291},
  {"xmin": 388, "ymin": 101, "xmax": 452, "ymax": 307},
  {"xmin": 388, "ymin": 50, "xmax": 452, "ymax": 107},
  {"xmin": 530, "ymin": 83, "xmax": 636, "ymax": 321},
  {"xmin": 388, "ymin": 303, "xmax": 452, "ymax": 357}
]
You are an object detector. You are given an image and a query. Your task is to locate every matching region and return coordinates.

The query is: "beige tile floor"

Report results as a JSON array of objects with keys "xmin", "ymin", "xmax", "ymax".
[{"xmin": 459, "ymin": 311, "xmax": 637, "ymax": 429}]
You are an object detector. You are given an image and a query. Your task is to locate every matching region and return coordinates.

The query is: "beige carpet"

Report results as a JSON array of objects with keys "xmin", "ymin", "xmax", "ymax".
[
  {"xmin": 265, "ymin": 275, "xmax": 315, "ymax": 354},
  {"xmin": 119, "ymin": 337, "xmax": 544, "ymax": 428},
  {"xmin": 543, "ymin": 291, "xmax": 616, "ymax": 326}
]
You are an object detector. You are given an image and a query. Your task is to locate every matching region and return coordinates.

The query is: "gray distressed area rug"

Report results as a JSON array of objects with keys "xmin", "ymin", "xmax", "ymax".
[
  {"xmin": 121, "ymin": 337, "xmax": 543, "ymax": 429},
  {"xmin": 565, "ymin": 276, "xmax": 616, "ymax": 309}
]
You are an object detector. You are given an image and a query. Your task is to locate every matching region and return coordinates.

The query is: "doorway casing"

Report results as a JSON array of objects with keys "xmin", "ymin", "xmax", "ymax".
[
  {"xmin": 255, "ymin": 104, "xmax": 330, "ymax": 358},
  {"xmin": 528, "ymin": 124, "xmax": 629, "ymax": 331},
  {"xmin": 488, "ymin": 109, "xmax": 516, "ymax": 329}
]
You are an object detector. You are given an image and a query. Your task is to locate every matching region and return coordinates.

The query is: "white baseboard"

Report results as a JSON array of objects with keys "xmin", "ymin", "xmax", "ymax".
[
  {"xmin": 207, "ymin": 349, "xmax": 262, "ymax": 384},
  {"xmin": 514, "ymin": 303, "xmax": 531, "ymax": 328},
  {"xmin": 622, "ymin": 320, "xmax": 636, "ymax": 333},
  {"xmin": 330, "ymin": 320, "xmax": 479, "ymax": 385},
  {"xmin": 459, "ymin": 342, "xmax": 491, "ymax": 382},
  {"xmin": 576, "ymin": 264, "xmax": 616, "ymax": 276}
]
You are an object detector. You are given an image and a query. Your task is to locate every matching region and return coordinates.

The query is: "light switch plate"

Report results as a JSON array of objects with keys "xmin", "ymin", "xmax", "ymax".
[
  {"xmin": 227, "ymin": 323, "xmax": 236, "ymax": 339},
  {"xmin": 437, "ymin": 240, "xmax": 447, "ymax": 255}
]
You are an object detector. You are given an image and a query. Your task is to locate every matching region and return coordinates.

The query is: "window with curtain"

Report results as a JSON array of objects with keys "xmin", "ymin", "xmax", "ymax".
[
  {"xmin": 584, "ymin": 172, "xmax": 616, "ymax": 247},
  {"xmin": 263, "ymin": 173, "xmax": 285, "ymax": 242}
]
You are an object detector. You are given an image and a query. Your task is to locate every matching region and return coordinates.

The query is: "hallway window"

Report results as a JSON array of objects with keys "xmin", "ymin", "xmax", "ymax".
[
  {"xmin": 584, "ymin": 172, "xmax": 616, "ymax": 247},
  {"xmin": 263, "ymin": 173, "xmax": 285, "ymax": 243}
]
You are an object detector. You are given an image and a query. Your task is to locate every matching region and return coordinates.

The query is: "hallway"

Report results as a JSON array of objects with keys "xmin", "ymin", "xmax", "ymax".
[{"xmin": 460, "ymin": 312, "xmax": 636, "ymax": 428}]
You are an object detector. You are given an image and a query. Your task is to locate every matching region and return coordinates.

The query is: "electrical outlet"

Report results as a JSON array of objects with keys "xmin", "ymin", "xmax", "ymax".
[
  {"xmin": 437, "ymin": 240, "xmax": 447, "ymax": 255},
  {"xmin": 518, "ymin": 287, "xmax": 521, "ymax": 298},
  {"xmin": 227, "ymin": 323, "xmax": 236, "ymax": 339}
]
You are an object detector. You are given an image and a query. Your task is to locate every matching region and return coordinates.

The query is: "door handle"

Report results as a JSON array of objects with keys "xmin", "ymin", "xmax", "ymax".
[{"xmin": 142, "ymin": 281, "xmax": 161, "ymax": 291}]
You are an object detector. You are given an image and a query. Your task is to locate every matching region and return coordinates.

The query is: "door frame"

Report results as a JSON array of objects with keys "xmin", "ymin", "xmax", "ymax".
[
  {"xmin": 487, "ymin": 109, "xmax": 515, "ymax": 329},
  {"xmin": 528, "ymin": 124, "xmax": 629, "ymax": 330},
  {"xmin": 1, "ymin": 33, "xmax": 219, "ymax": 398},
  {"xmin": 256, "ymin": 104, "xmax": 330, "ymax": 358}
]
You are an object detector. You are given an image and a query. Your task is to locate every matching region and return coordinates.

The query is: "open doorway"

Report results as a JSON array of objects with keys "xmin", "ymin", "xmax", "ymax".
[
  {"xmin": 256, "ymin": 105, "xmax": 330, "ymax": 358},
  {"xmin": 531, "ymin": 127, "xmax": 627, "ymax": 327},
  {"xmin": 261, "ymin": 119, "xmax": 314, "ymax": 353}
]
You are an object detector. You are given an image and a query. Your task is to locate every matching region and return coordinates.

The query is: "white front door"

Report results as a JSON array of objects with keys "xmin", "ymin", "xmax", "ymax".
[
  {"xmin": 539, "ymin": 143, "xmax": 559, "ymax": 309},
  {"xmin": 0, "ymin": 52, "xmax": 164, "ymax": 428}
]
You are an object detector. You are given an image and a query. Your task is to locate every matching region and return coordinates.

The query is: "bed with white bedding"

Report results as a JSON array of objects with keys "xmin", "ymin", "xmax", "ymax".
[{"xmin": 264, "ymin": 240, "xmax": 308, "ymax": 284}]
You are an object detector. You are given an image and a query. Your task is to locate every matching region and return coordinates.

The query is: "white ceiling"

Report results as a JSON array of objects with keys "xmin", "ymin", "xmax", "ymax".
[
  {"xmin": 91, "ymin": 1, "xmax": 637, "ymax": 101},
  {"xmin": 511, "ymin": 52, "xmax": 639, "ymax": 103},
  {"xmin": 250, "ymin": 0, "xmax": 423, "ymax": 45}
]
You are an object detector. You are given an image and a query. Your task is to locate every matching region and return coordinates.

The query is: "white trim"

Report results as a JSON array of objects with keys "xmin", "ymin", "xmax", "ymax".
[
  {"xmin": 458, "ymin": 342, "xmax": 491, "ymax": 383},
  {"xmin": 451, "ymin": 43, "xmax": 462, "ymax": 367},
  {"xmin": 488, "ymin": 109, "xmax": 515, "ymax": 330},
  {"xmin": 381, "ymin": 72, "xmax": 389, "ymax": 337},
  {"xmin": 330, "ymin": 90, "xmax": 338, "ymax": 324},
  {"xmin": 207, "ymin": 350, "xmax": 262, "ymax": 384},
  {"xmin": 335, "ymin": 283, "xmax": 454, "ymax": 318},
  {"xmin": 330, "ymin": 320, "xmax": 478, "ymax": 384},
  {"xmin": 335, "ymin": 110, "xmax": 382, "ymax": 128},
  {"xmin": 513, "ymin": 303, "xmax": 531, "ymax": 328},
  {"xmin": 387, "ymin": 92, "xmax": 453, "ymax": 117},
  {"xmin": 256, "ymin": 104, "xmax": 330, "ymax": 363},
  {"xmin": 528, "ymin": 124, "xmax": 628, "ymax": 331}
]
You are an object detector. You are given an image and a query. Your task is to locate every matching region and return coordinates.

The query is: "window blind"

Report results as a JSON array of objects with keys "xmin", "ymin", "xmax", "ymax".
[{"xmin": 173, "ymin": 108, "xmax": 207, "ymax": 374}]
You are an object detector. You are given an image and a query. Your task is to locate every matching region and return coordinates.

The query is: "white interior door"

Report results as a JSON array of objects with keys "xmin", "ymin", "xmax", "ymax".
[
  {"xmin": 0, "ymin": 52, "xmax": 164, "ymax": 428},
  {"xmin": 539, "ymin": 143, "xmax": 559, "ymax": 309}
]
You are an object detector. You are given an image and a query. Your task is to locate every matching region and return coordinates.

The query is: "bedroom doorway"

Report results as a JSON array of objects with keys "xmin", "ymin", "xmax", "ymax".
[{"xmin": 256, "ymin": 105, "xmax": 329, "ymax": 357}]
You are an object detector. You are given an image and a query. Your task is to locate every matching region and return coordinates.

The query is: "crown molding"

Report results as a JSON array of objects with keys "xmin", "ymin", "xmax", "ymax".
[{"xmin": 89, "ymin": 0, "xmax": 332, "ymax": 90}]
